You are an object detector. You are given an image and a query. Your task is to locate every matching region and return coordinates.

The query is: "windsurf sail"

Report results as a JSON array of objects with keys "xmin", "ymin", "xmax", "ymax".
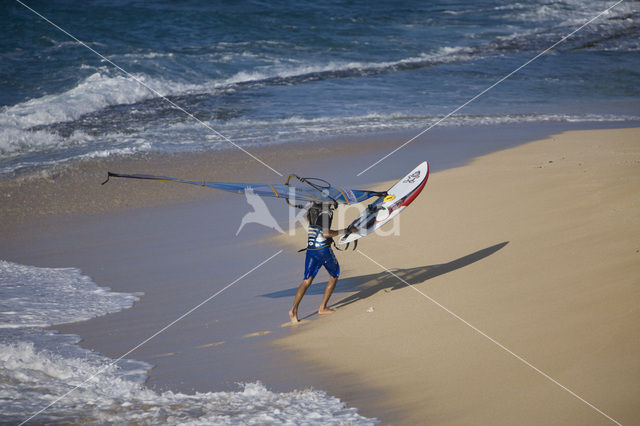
[{"xmin": 102, "ymin": 172, "xmax": 383, "ymax": 206}]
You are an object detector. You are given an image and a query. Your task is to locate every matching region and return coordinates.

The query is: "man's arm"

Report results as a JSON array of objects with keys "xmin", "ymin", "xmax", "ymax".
[
  {"xmin": 322, "ymin": 228, "xmax": 341, "ymax": 238},
  {"xmin": 322, "ymin": 225, "xmax": 356, "ymax": 238},
  {"xmin": 319, "ymin": 211, "xmax": 356, "ymax": 238}
]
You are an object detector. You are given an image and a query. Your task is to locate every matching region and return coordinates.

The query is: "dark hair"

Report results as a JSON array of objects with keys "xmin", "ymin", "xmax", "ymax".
[{"xmin": 307, "ymin": 203, "xmax": 333, "ymax": 228}]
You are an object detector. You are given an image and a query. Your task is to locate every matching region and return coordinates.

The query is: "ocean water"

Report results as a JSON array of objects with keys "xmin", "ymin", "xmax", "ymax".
[
  {"xmin": 0, "ymin": 260, "xmax": 376, "ymax": 424},
  {"xmin": 1, "ymin": 0, "xmax": 639, "ymax": 177}
]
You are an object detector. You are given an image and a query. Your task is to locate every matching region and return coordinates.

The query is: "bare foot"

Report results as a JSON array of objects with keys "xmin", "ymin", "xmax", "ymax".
[
  {"xmin": 289, "ymin": 309, "xmax": 299, "ymax": 324},
  {"xmin": 318, "ymin": 308, "xmax": 335, "ymax": 315}
]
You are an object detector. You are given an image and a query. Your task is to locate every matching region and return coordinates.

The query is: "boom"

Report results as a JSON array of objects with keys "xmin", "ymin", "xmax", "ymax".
[{"xmin": 102, "ymin": 172, "xmax": 384, "ymax": 206}]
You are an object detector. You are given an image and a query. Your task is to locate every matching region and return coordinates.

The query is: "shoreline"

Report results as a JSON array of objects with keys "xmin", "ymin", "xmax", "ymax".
[
  {"xmin": 2, "ymin": 123, "xmax": 639, "ymax": 424},
  {"xmin": 2, "ymin": 120, "xmax": 637, "ymax": 235}
]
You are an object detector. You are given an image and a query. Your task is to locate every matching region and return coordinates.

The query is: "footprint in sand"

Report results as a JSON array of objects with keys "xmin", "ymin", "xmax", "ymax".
[
  {"xmin": 242, "ymin": 330, "xmax": 271, "ymax": 338},
  {"xmin": 151, "ymin": 351, "xmax": 181, "ymax": 358},
  {"xmin": 280, "ymin": 319, "xmax": 309, "ymax": 327},
  {"xmin": 197, "ymin": 341, "xmax": 226, "ymax": 349}
]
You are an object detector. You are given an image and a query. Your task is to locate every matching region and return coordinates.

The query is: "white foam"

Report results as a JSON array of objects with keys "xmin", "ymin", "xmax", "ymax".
[
  {"xmin": 0, "ymin": 337, "xmax": 375, "ymax": 424},
  {"xmin": 0, "ymin": 72, "xmax": 191, "ymax": 129},
  {"xmin": 0, "ymin": 47, "xmax": 476, "ymax": 159},
  {"xmin": 0, "ymin": 69, "xmax": 215, "ymax": 158},
  {"xmin": 219, "ymin": 47, "xmax": 475, "ymax": 88},
  {"xmin": 41, "ymin": 36, "xmax": 106, "ymax": 50},
  {"xmin": 0, "ymin": 126, "xmax": 92, "ymax": 155},
  {"xmin": 502, "ymin": 0, "xmax": 637, "ymax": 26},
  {"xmin": 203, "ymin": 112, "xmax": 640, "ymax": 147},
  {"xmin": 0, "ymin": 260, "xmax": 140, "ymax": 328},
  {"xmin": 2, "ymin": 30, "xmax": 636, "ymax": 176},
  {"xmin": 0, "ymin": 44, "xmax": 514, "ymax": 160}
]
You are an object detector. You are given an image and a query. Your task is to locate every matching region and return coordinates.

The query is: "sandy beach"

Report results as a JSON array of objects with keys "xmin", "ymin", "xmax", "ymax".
[
  {"xmin": 2, "ymin": 124, "xmax": 638, "ymax": 424},
  {"xmin": 274, "ymin": 127, "xmax": 640, "ymax": 424}
]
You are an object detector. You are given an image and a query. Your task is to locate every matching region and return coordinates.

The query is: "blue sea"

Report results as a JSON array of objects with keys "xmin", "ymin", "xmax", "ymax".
[{"xmin": 1, "ymin": 0, "xmax": 639, "ymax": 177}]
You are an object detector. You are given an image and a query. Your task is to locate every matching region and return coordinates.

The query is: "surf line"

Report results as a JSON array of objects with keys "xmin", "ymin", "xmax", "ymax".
[
  {"xmin": 15, "ymin": 0, "xmax": 283, "ymax": 177},
  {"xmin": 357, "ymin": 0, "xmax": 626, "ymax": 176},
  {"xmin": 356, "ymin": 249, "xmax": 622, "ymax": 425},
  {"xmin": 18, "ymin": 250, "xmax": 283, "ymax": 426}
]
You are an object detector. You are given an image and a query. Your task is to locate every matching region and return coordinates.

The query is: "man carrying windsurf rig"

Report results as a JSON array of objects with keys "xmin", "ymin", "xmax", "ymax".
[{"xmin": 289, "ymin": 202, "xmax": 353, "ymax": 324}]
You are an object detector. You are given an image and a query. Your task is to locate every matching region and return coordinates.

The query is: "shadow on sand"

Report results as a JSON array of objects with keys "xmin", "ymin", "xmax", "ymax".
[{"xmin": 262, "ymin": 242, "xmax": 509, "ymax": 310}]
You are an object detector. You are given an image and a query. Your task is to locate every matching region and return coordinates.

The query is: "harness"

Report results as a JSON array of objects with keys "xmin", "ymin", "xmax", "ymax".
[{"xmin": 297, "ymin": 204, "xmax": 357, "ymax": 252}]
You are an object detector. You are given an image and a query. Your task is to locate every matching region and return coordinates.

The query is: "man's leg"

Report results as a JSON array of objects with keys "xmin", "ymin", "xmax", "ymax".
[
  {"xmin": 318, "ymin": 275, "xmax": 337, "ymax": 315},
  {"xmin": 289, "ymin": 277, "xmax": 313, "ymax": 323},
  {"xmin": 319, "ymin": 249, "xmax": 340, "ymax": 315}
]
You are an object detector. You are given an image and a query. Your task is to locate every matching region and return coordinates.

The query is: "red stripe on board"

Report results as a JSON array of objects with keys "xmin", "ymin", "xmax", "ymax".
[{"xmin": 401, "ymin": 163, "xmax": 429, "ymax": 207}]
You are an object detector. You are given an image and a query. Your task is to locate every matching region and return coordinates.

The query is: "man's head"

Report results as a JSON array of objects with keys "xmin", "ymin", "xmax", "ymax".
[{"xmin": 308, "ymin": 202, "xmax": 333, "ymax": 228}]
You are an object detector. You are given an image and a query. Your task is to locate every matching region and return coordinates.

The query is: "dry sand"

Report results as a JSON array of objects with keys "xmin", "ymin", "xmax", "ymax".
[{"xmin": 274, "ymin": 127, "xmax": 640, "ymax": 424}]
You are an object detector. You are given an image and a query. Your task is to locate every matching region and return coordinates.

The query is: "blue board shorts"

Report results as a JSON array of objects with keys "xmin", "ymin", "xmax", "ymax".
[{"xmin": 304, "ymin": 247, "xmax": 340, "ymax": 280}]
